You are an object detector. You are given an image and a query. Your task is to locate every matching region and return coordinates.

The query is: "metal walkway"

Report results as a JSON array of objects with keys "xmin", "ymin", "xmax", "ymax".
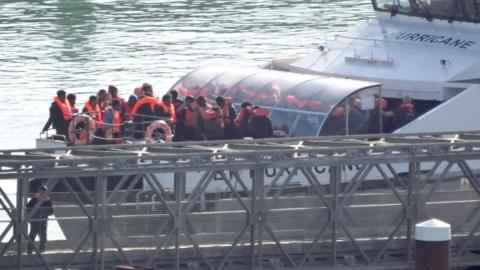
[{"xmin": 1, "ymin": 132, "xmax": 480, "ymax": 269}]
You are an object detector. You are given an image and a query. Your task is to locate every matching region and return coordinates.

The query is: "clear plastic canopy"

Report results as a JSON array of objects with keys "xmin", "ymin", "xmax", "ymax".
[{"xmin": 170, "ymin": 66, "xmax": 382, "ymax": 137}]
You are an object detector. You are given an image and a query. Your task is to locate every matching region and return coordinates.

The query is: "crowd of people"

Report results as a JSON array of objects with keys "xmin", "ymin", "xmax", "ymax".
[
  {"xmin": 42, "ymin": 83, "xmax": 274, "ymax": 145},
  {"xmin": 320, "ymin": 95, "xmax": 416, "ymax": 136}
]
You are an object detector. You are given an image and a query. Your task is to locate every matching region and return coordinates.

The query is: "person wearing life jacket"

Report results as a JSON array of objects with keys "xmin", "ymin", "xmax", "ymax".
[
  {"xmin": 131, "ymin": 83, "xmax": 158, "ymax": 139},
  {"xmin": 108, "ymin": 85, "xmax": 125, "ymax": 107},
  {"xmin": 285, "ymin": 94, "xmax": 305, "ymax": 109},
  {"xmin": 83, "ymin": 95, "xmax": 104, "ymax": 129},
  {"xmin": 175, "ymin": 96, "xmax": 196, "ymax": 141},
  {"xmin": 193, "ymin": 96, "xmax": 212, "ymax": 140},
  {"xmin": 103, "ymin": 99, "xmax": 123, "ymax": 143},
  {"xmin": 216, "ymin": 96, "xmax": 237, "ymax": 139},
  {"xmin": 27, "ymin": 185, "xmax": 53, "ymax": 254},
  {"xmin": 202, "ymin": 106, "xmax": 225, "ymax": 140},
  {"xmin": 83, "ymin": 95, "xmax": 106, "ymax": 144},
  {"xmin": 67, "ymin": 93, "xmax": 79, "ymax": 114},
  {"xmin": 394, "ymin": 95, "xmax": 415, "ymax": 129},
  {"xmin": 249, "ymin": 106, "xmax": 273, "ymax": 139},
  {"xmin": 122, "ymin": 95, "xmax": 137, "ymax": 121},
  {"xmin": 234, "ymin": 101, "xmax": 253, "ymax": 139},
  {"xmin": 97, "ymin": 89, "xmax": 109, "ymax": 112},
  {"xmin": 156, "ymin": 94, "xmax": 177, "ymax": 125},
  {"xmin": 178, "ymin": 85, "xmax": 200, "ymax": 97},
  {"xmin": 41, "ymin": 90, "xmax": 72, "ymax": 139},
  {"xmin": 169, "ymin": 89, "xmax": 184, "ymax": 114}
]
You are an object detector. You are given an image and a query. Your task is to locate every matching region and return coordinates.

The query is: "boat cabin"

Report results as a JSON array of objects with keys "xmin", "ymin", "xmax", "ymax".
[
  {"xmin": 373, "ymin": 0, "xmax": 480, "ymax": 23},
  {"xmin": 170, "ymin": 66, "xmax": 382, "ymax": 137}
]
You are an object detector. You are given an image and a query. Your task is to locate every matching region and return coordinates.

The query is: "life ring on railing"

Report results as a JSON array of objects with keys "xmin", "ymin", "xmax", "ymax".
[
  {"xmin": 145, "ymin": 120, "xmax": 173, "ymax": 144},
  {"xmin": 68, "ymin": 115, "xmax": 95, "ymax": 146}
]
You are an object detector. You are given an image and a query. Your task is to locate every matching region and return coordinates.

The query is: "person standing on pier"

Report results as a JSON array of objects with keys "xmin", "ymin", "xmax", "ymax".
[
  {"xmin": 41, "ymin": 90, "xmax": 72, "ymax": 139},
  {"xmin": 27, "ymin": 185, "xmax": 53, "ymax": 254}
]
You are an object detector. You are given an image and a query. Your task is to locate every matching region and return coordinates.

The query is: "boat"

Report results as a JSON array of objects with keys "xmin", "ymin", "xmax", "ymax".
[
  {"xmin": 265, "ymin": 0, "xmax": 480, "ymax": 134},
  {"xmin": 25, "ymin": 1, "xmax": 480, "ymax": 250},
  {"xmin": 34, "ymin": 0, "xmax": 480, "ymax": 193}
]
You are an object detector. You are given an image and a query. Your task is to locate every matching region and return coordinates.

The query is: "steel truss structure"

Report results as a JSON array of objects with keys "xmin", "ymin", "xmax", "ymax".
[{"xmin": 0, "ymin": 132, "xmax": 480, "ymax": 269}]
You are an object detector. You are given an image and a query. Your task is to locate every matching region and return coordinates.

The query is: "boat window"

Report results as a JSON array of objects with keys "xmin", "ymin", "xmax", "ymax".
[
  {"xmin": 373, "ymin": 0, "xmax": 480, "ymax": 22},
  {"xmin": 171, "ymin": 66, "xmax": 228, "ymax": 98},
  {"xmin": 319, "ymin": 86, "xmax": 383, "ymax": 136},
  {"xmin": 201, "ymin": 69, "xmax": 255, "ymax": 101},
  {"xmin": 375, "ymin": 0, "xmax": 412, "ymax": 13},
  {"xmin": 171, "ymin": 66, "xmax": 381, "ymax": 138},
  {"xmin": 227, "ymin": 72, "xmax": 276, "ymax": 105}
]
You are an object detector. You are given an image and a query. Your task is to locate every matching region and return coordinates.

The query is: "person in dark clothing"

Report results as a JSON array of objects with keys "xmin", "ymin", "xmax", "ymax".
[
  {"xmin": 203, "ymin": 106, "xmax": 225, "ymax": 140},
  {"xmin": 27, "ymin": 185, "xmax": 53, "ymax": 254},
  {"xmin": 394, "ymin": 96, "xmax": 415, "ymax": 129},
  {"xmin": 67, "ymin": 93, "xmax": 78, "ymax": 114},
  {"xmin": 97, "ymin": 89, "xmax": 108, "ymax": 111},
  {"xmin": 41, "ymin": 90, "xmax": 72, "ymax": 139},
  {"xmin": 169, "ymin": 89, "xmax": 184, "ymax": 114},
  {"xmin": 320, "ymin": 106, "xmax": 346, "ymax": 136},
  {"xmin": 348, "ymin": 98, "xmax": 369, "ymax": 134},
  {"xmin": 216, "ymin": 96, "xmax": 237, "ymax": 139},
  {"xmin": 156, "ymin": 94, "xmax": 174, "ymax": 120},
  {"xmin": 193, "ymin": 96, "xmax": 212, "ymax": 140},
  {"xmin": 175, "ymin": 96, "xmax": 196, "ymax": 141},
  {"xmin": 249, "ymin": 106, "xmax": 273, "ymax": 139},
  {"xmin": 368, "ymin": 95, "xmax": 387, "ymax": 134},
  {"xmin": 108, "ymin": 85, "xmax": 125, "ymax": 107},
  {"xmin": 234, "ymin": 101, "xmax": 253, "ymax": 139},
  {"xmin": 122, "ymin": 95, "xmax": 137, "ymax": 121}
]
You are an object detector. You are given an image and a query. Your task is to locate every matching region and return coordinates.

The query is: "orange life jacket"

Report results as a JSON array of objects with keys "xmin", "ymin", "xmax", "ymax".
[
  {"xmin": 203, "ymin": 109, "xmax": 224, "ymax": 127},
  {"xmin": 331, "ymin": 106, "xmax": 345, "ymax": 118},
  {"xmin": 305, "ymin": 100, "xmax": 323, "ymax": 111},
  {"xmin": 85, "ymin": 101, "xmax": 104, "ymax": 128},
  {"xmin": 54, "ymin": 97, "xmax": 72, "ymax": 121},
  {"xmin": 184, "ymin": 108, "xmax": 194, "ymax": 127},
  {"xmin": 255, "ymin": 93, "xmax": 276, "ymax": 106},
  {"xmin": 400, "ymin": 103, "xmax": 414, "ymax": 113},
  {"xmin": 108, "ymin": 109, "xmax": 122, "ymax": 133},
  {"xmin": 158, "ymin": 102, "xmax": 177, "ymax": 124},
  {"xmin": 286, "ymin": 95, "xmax": 305, "ymax": 108},
  {"xmin": 234, "ymin": 107, "xmax": 252, "ymax": 128},
  {"xmin": 178, "ymin": 87, "xmax": 209, "ymax": 97},
  {"xmin": 197, "ymin": 104, "xmax": 213, "ymax": 120},
  {"xmin": 375, "ymin": 98, "xmax": 388, "ymax": 109},
  {"xmin": 252, "ymin": 108, "xmax": 269, "ymax": 117},
  {"xmin": 203, "ymin": 109, "xmax": 217, "ymax": 121},
  {"xmin": 131, "ymin": 96, "xmax": 158, "ymax": 116},
  {"xmin": 179, "ymin": 87, "xmax": 198, "ymax": 97},
  {"xmin": 198, "ymin": 89, "xmax": 209, "ymax": 96},
  {"xmin": 221, "ymin": 104, "xmax": 231, "ymax": 124}
]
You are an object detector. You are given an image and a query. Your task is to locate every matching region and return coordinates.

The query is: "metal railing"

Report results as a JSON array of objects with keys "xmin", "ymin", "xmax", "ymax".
[{"xmin": 0, "ymin": 132, "xmax": 480, "ymax": 269}]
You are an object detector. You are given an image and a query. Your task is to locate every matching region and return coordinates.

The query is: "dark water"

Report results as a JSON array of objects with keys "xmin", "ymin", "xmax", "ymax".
[{"xmin": 0, "ymin": 0, "xmax": 373, "ymax": 149}]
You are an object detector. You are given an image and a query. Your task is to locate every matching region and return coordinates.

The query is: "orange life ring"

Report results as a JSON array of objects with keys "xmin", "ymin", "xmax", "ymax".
[
  {"xmin": 145, "ymin": 120, "xmax": 173, "ymax": 144},
  {"xmin": 68, "ymin": 115, "xmax": 95, "ymax": 146}
]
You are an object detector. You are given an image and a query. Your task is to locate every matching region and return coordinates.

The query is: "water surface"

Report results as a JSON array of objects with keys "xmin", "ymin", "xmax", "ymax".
[{"xmin": 0, "ymin": 0, "xmax": 373, "ymax": 149}]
